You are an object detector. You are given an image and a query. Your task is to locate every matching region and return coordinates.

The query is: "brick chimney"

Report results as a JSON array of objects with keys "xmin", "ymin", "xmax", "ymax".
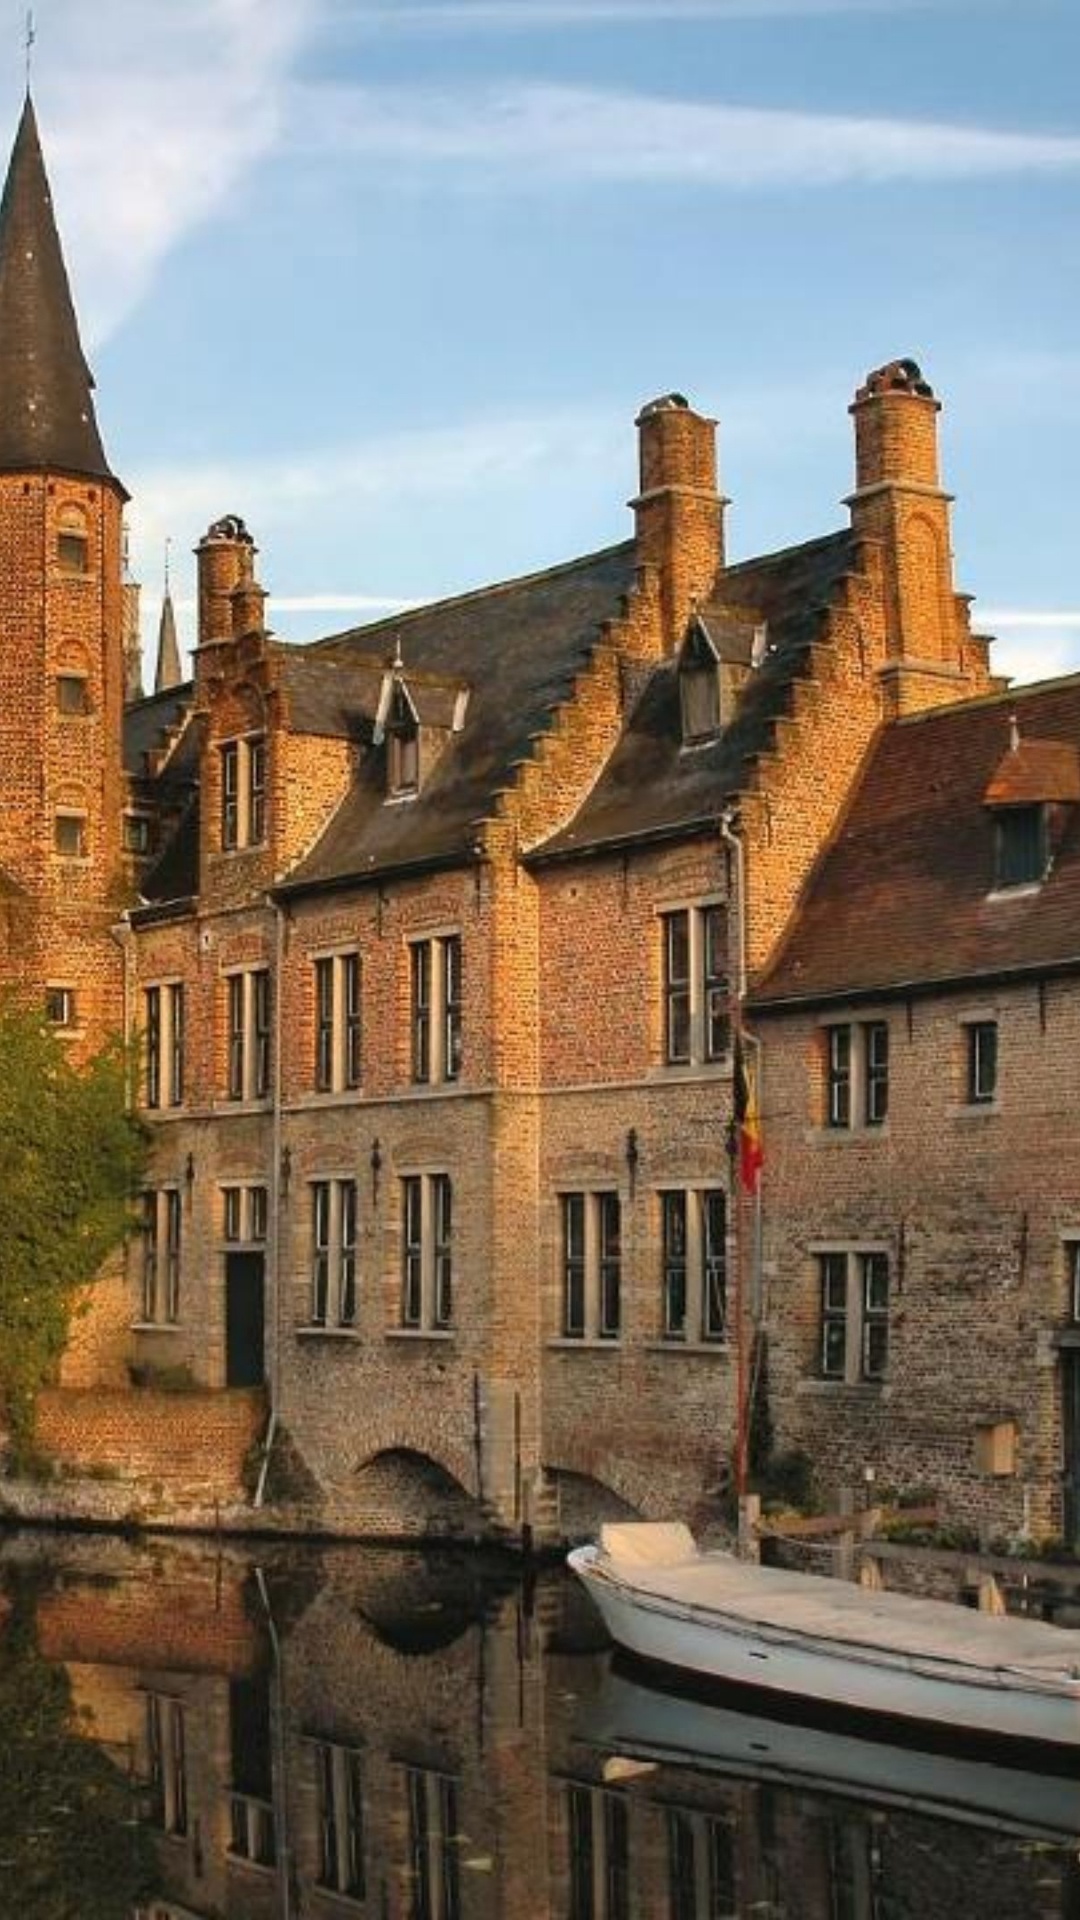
[
  {"xmin": 631, "ymin": 394, "xmax": 725, "ymax": 645},
  {"xmin": 846, "ymin": 359, "xmax": 978, "ymax": 714},
  {"xmin": 195, "ymin": 513, "xmax": 256, "ymax": 647}
]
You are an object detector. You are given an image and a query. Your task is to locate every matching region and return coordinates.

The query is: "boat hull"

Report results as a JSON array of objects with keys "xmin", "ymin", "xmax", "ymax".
[{"xmin": 570, "ymin": 1549, "xmax": 1080, "ymax": 1747}]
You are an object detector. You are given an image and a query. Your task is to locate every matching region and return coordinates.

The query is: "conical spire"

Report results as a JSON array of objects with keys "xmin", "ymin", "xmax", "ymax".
[
  {"xmin": 0, "ymin": 96, "xmax": 115, "ymax": 481},
  {"xmin": 154, "ymin": 587, "xmax": 182, "ymax": 693}
]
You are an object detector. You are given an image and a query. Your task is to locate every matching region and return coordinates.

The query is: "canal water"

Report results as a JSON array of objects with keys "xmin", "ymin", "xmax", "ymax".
[{"xmin": 1, "ymin": 1529, "xmax": 1078, "ymax": 1918}]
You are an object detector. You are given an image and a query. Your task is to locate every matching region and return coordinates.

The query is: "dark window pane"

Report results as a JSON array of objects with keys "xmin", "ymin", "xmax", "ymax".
[
  {"xmin": 996, "ymin": 806, "xmax": 1045, "ymax": 888},
  {"xmin": 864, "ymin": 1021, "xmax": 888, "ymax": 1125}
]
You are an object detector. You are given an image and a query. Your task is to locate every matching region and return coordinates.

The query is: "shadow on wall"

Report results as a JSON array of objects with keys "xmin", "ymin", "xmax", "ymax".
[
  {"xmin": 546, "ymin": 1468, "xmax": 641, "ymax": 1543},
  {"xmin": 353, "ymin": 1447, "xmax": 488, "ymax": 1541}
]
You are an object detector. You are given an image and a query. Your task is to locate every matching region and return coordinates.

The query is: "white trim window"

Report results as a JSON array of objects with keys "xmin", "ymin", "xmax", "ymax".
[
  {"xmin": 226, "ymin": 968, "xmax": 272, "ymax": 1101},
  {"xmin": 145, "ymin": 1693, "xmax": 187, "ymax": 1836},
  {"xmin": 660, "ymin": 1189, "xmax": 726, "ymax": 1342},
  {"xmin": 964, "ymin": 1019, "xmax": 998, "ymax": 1106},
  {"xmin": 823, "ymin": 1020, "xmax": 888, "ymax": 1129},
  {"xmin": 401, "ymin": 1173, "xmax": 453, "ymax": 1330},
  {"xmin": 562, "ymin": 1192, "xmax": 621, "ymax": 1340},
  {"xmin": 314, "ymin": 951, "xmax": 362, "ymax": 1092},
  {"xmin": 220, "ymin": 734, "xmax": 267, "ymax": 850},
  {"xmin": 310, "ymin": 1179, "xmax": 358, "ymax": 1328},
  {"xmin": 661, "ymin": 904, "xmax": 728, "ymax": 1066},
  {"xmin": 818, "ymin": 1249, "xmax": 889, "ymax": 1383},
  {"xmin": 222, "ymin": 1184, "xmax": 268, "ymax": 1244},
  {"xmin": 142, "ymin": 1189, "xmax": 181, "ymax": 1324},
  {"xmin": 314, "ymin": 1740, "xmax": 366, "ymax": 1901},
  {"xmin": 410, "ymin": 935, "xmax": 463, "ymax": 1084},
  {"xmin": 145, "ymin": 982, "xmax": 184, "ymax": 1109}
]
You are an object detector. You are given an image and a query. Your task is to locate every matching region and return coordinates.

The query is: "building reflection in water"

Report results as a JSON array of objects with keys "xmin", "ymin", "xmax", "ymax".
[{"xmin": 2, "ymin": 1533, "xmax": 1079, "ymax": 1920}]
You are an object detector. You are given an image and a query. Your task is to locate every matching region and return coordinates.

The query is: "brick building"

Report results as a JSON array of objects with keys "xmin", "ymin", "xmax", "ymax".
[{"xmin": 3, "ymin": 94, "xmax": 1076, "ymax": 1547}]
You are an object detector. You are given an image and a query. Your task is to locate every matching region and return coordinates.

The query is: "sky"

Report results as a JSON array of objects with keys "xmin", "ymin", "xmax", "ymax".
[{"xmin": 3, "ymin": 0, "xmax": 1079, "ymax": 685}]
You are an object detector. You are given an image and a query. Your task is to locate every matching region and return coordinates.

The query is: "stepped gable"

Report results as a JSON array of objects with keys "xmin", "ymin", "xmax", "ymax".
[
  {"xmin": 123, "ymin": 681, "xmax": 196, "ymax": 778},
  {"xmin": 0, "ymin": 96, "xmax": 116, "ymax": 483},
  {"xmin": 531, "ymin": 528, "xmax": 860, "ymax": 862},
  {"xmin": 754, "ymin": 675, "xmax": 1080, "ymax": 1007},
  {"xmin": 279, "ymin": 540, "xmax": 638, "ymax": 892}
]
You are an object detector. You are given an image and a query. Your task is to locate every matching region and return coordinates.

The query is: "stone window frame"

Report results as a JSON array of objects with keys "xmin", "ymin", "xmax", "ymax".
[
  {"xmin": 1062, "ymin": 1236, "xmax": 1080, "ymax": 1326},
  {"xmin": 224, "ymin": 966, "xmax": 272, "ymax": 1103},
  {"xmin": 667, "ymin": 1807, "xmax": 736, "ymax": 1920},
  {"xmin": 658, "ymin": 1186, "xmax": 727, "ymax": 1345},
  {"xmin": 55, "ymin": 670, "xmax": 91, "ymax": 716},
  {"xmin": 309, "ymin": 1737, "xmax": 366, "ymax": 1901},
  {"xmin": 409, "ymin": 932, "xmax": 462, "ymax": 1085},
  {"xmin": 220, "ymin": 733, "xmax": 267, "ymax": 852},
  {"xmin": 313, "ymin": 948, "xmax": 362, "ymax": 1094},
  {"xmin": 124, "ymin": 811, "xmax": 153, "ymax": 855},
  {"xmin": 813, "ymin": 1243, "xmax": 890, "ymax": 1385},
  {"xmin": 962, "ymin": 1016, "xmax": 998, "ymax": 1108},
  {"xmin": 221, "ymin": 1183, "xmax": 268, "ymax": 1245},
  {"xmin": 399, "ymin": 1171, "xmax": 454, "ymax": 1332},
  {"xmin": 559, "ymin": 1189, "xmax": 622, "ymax": 1342},
  {"xmin": 403, "ymin": 1765, "xmax": 460, "ymax": 1920},
  {"xmin": 53, "ymin": 807, "xmax": 88, "ymax": 860},
  {"xmin": 144, "ymin": 1691, "xmax": 188, "ymax": 1836},
  {"xmin": 565, "ymin": 1781, "xmax": 630, "ymax": 1920},
  {"xmin": 55, "ymin": 503, "xmax": 91, "ymax": 579},
  {"xmin": 821, "ymin": 1018, "xmax": 889, "ymax": 1130},
  {"xmin": 144, "ymin": 979, "xmax": 184, "ymax": 1111},
  {"xmin": 44, "ymin": 983, "xmax": 78, "ymax": 1030},
  {"xmin": 658, "ymin": 898, "xmax": 729, "ymax": 1070},
  {"xmin": 139, "ymin": 1187, "xmax": 182, "ymax": 1327},
  {"xmin": 308, "ymin": 1176, "xmax": 359, "ymax": 1329}
]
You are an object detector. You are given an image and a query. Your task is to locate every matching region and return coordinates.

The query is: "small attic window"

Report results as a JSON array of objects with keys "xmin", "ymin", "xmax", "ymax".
[
  {"xmin": 678, "ymin": 615, "xmax": 721, "ymax": 745},
  {"xmin": 384, "ymin": 679, "xmax": 420, "ymax": 796},
  {"xmin": 56, "ymin": 505, "xmax": 89, "ymax": 577},
  {"xmin": 995, "ymin": 806, "xmax": 1046, "ymax": 890}
]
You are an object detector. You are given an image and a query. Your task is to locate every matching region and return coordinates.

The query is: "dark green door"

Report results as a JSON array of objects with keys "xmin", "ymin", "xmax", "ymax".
[
  {"xmin": 225, "ymin": 1252, "xmax": 265, "ymax": 1388},
  {"xmin": 1062, "ymin": 1352, "xmax": 1080, "ymax": 1550}
]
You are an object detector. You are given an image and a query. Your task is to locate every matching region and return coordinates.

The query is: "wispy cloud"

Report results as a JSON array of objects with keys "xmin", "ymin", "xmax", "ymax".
[
  {"xmin": 33, "ymin": 1, "xmax": 315, "ymax": 344},
  {"xmin": 343, "ymin": 0, "xmax": 942, "ymax": 28},
  {"xmin": 980, "ymin": 609, "xmax": 1080, "ymax": 686},
  {"xmin": 296, "ymin": 81, "xmax": 1080, "ymax": 189}
]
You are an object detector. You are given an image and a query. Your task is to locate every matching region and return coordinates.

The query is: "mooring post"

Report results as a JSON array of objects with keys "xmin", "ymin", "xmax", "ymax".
[{"xmin": 738, "ymin": 1492, "xmax": 761, "ymax": 1563}]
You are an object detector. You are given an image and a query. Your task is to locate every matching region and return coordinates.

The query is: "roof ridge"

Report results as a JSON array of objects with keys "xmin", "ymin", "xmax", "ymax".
[
  {"xmin": 891, "ymin": 669, "xmax": 1080, "ymax": 729},
  {"xmin": 721, "ymin": 527, "xmax": 853, "ymax": 578},
  {"xmin": 313, "ymin": 538, "xmax": 635, "ymax": 650}
]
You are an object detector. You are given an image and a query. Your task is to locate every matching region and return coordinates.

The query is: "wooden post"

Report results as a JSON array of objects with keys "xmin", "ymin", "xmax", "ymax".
[
  {"xmin": 977, "ymin": 1572, "xmax": 1006, "ymax": 1615},
  {"xmin": 859, "ymin": 1555, "xmax": 885, "ymax": 1592},
  {"xmin": 738, "ymin": 1493, "xmax": 761, "ymax": 1563},
  {"xmin": 835, "ymin": 1487, "xmax": 856, "ymax": 1582}
]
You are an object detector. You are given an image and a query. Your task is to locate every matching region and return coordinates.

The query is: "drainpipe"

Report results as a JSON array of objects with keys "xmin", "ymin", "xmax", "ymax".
[
  {"xmin": 719, "ymin": 810, "xmax": 766, "ymax": 1506},
  {"xmin": 254, "ymin": 900, "xmax": 286, "ymax": 1507}
]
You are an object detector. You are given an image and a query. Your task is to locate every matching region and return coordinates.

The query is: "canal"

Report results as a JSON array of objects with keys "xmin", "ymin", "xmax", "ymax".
[{"xmin": 1, "ymin": 1530, "xmax": 1077, "ymax": 1918}]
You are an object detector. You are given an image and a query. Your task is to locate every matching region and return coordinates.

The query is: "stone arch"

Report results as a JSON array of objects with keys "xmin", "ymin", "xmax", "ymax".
[
  {"xmin": 353, "ymin": 1445, "xmax": 486, "ymax": 1541},
  {"xmin": 543, "ymin": 1464, "xmax": 643, "ymax": 1542}
]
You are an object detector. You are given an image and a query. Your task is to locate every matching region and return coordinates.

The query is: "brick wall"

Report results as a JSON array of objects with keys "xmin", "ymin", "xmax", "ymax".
[{"xmin": 35, "ymin": 1386, "xmax": 266, "ymax": 1499}]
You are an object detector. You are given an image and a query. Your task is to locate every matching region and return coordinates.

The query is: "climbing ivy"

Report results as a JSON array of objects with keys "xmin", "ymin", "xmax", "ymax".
[{"xmin": 0, "ymin": 1010, "xmax": 147, "ymax": 1466}]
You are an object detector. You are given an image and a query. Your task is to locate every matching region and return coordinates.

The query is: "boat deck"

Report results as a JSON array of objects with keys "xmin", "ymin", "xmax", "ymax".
[{"xmin": 597, "ymin": 1550, "xmax": 1080, "ymax": 1685}]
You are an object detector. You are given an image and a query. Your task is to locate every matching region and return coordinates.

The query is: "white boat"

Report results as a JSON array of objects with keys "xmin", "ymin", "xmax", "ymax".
[
  {"xmin": 568, "ymin": 1522, "xmax": 1080, "ymax": 1747},
  {"xmin": 581, "ymin": 1666, "xmax": 1080, "ymax": 1842}
]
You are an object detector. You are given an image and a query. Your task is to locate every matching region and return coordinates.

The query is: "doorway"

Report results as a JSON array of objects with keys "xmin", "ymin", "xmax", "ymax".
[{"xmin": 225, "ymin": 1251, "xmax": 265, "ymax": 1388}]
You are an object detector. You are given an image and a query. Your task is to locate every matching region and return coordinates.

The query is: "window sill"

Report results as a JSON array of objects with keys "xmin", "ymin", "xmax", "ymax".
[
  {"xmin": 399, "ymin": 1081, "xmax": 465, "ymax": 1099},
  {"xmin": 296, "ymin": 1325, "xmax": 361, "ymax": 1341},
  {"xmin": 385, "ymin": 1328, "xmax": 455, "ymax": 1343},
  {"xmin": 642, "ymin": 1340, "xmax": 729, "ymax": 1357},
  {"xmin": 797, "ymin": 1378, "xmax": 886, "ymax": 1398},
  {"xmin": 130, "ymin": 1321, "xmax": 184, "ymax": 1335},
  {"xmin": 650, "ymin": 1061, "xmax": 730, "ymax": 1083},
  {"xmin": 546, "ymin": 1337, "xmax": 622, "ymax": 1351},
  {"xmin": 809, "ymin": 1124, "xmax": 890, "ymax": 1143},
  {"xmin": 947, "ymin": 1101, "xmax": 999, "ymax": 1120}
]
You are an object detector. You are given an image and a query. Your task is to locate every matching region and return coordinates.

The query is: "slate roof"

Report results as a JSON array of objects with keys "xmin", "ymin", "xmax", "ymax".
[
  {"xmin": 531, "ymin": 530, "xmax": 860, "ymax": 862},
  {"xmin": 0, "ymin": 98, "xmax": 117, "ymax": 484},
  {"xmin": 123, "ymin": 683, "xmax": 197, "ymax": 783},
  {"xmin": 279, "ymin": 541, "xmax": 639, "ymax": 893},
  {"xmin": 753, "ymin": 676, "xmax": 1080, "ymax": 1009}
]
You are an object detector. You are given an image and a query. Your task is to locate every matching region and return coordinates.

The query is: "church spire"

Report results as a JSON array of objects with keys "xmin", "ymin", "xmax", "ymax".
[
  {"xmin": 0, "ymin": 95, "xmax": 116, "ymax": 482},
  {"xmin": 154, "ymin": 543, "xmax": 182, "ymax": 692}
]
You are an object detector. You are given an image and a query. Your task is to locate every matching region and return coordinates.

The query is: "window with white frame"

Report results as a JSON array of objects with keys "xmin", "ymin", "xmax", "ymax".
[
  {"xmin": 145, "ymin": 982, "xmax": 184, "ymax": 1109},
  {"xmin": 818, "ymin": 1249, "xmax": 889, "ymax": 1383},
  {"xmin": 56, "ymin": 671, "xmax": 90, "ymax": 715},
  {"xmin": 661, "ymin": 904, "xmax": 728, "ymax": 1066},
  {"xmin": 53, "ymin": 809, "xmax": 87, "ymax": 858},
  {"xmin": 310, "ymin": 1179, "xmax": 358, "ymax": 1328},
  {"xmin": 401, "ymin": 1173, "xmax": 453, "ymax": 1330},
  {"xmin": 45, "ymin": 985, "xmax": 77, "ymax": 1028},
  {"xmin": 566, "ymin": 1783, "xmax": 629, "ymax": 1920},
  {"xmin": 410, "ymin": 935, "xmax": 462, "ymax": 1084},
  {"xmin": 141, "ymin": 1189, "xmax": 181, "ymax": 1325},
  {"xmin": 314, "ymin": 1740, "xmax": 366, "ymax": 1901},
  {"xmin": 668, "ymin": 1809, "xmax": 736, "ymax": 1920},
  {"xmin": 222, "ymin": 1185, "xmax": 267, "ymax": 1244},
  {"xmin": 405, "ymin": 1766, "xmax": 460, "ymax": 1920},
  {"xmin": 145, "ymin": 1692, "xmax": 187, "ymax": 1836},
  {"xmin": 220, "ymin": 735, "xmax": 267, "ymax": 851},
  {"xmin": 561, "ymin": 1192, "xmax": 621, "ymax": 1340},
  {"xmin": 964, "ymin": 1019, "xmax": 998, "ymax": 1106},
  {"xmin": 226, "ymin": 969, "xmax": 271, "ymax": 1101},
  {"xmin": 823, "ymin": 1020, "xmax": 888, "ymax": 1129},
  {"xmin": 314, "ymin": 952, "xmax": 362, "ymax": 1092},
  {"xmin": 660, "ymin": 1189, "xmax": 727, "ymax": 1342}
]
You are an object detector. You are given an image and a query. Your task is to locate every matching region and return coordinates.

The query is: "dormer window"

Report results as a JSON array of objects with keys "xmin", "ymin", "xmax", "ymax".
[
  {"xmin": 384, "ymin": 679, "xmax": 420, "ymax": 797},
  {"xmin": 677, "ymin": 615, "xmax": 721, "ymax": 745},
  {"xmin": 995, "ymin": 805, "xmax": 1046, "ymax": 890}
]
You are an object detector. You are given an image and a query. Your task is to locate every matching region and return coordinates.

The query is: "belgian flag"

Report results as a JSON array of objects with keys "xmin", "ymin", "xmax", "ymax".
[{"xmin": 733, "ymin": 1030, "xmax": 764, "ymax": 1197}]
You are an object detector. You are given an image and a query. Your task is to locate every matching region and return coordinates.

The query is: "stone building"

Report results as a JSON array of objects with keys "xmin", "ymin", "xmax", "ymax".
[{"xmin": 5, "ymin": 92, "xmax": 1076, "ymax": 1547}]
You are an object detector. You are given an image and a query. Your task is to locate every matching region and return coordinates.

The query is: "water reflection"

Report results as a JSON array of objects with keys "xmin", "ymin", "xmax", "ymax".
[{"xmin": 0, "ymin": 1531, "xmax": 1077, "ymax": 1919}]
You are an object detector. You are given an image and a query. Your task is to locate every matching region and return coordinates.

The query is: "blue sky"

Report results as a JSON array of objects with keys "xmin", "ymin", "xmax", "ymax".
[{"xmin": 5, "ymin": 0, "xmax": 1079, "ymax": 684}]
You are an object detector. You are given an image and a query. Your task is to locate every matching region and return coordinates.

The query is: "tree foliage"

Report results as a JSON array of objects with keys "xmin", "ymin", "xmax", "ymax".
[{"xmin": 0, "ymin": 1009, "xmax": 147, "ymax": 1462}]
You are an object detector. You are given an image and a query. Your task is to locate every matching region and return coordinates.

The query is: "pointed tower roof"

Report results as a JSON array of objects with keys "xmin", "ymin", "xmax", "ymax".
[
  {"xmin": 0, "ymin": 96, "xmax": 117, "ymax": 483},
  {"xmin": 154, "ymin": 588, "xmax": 182, "ymax": 693}
]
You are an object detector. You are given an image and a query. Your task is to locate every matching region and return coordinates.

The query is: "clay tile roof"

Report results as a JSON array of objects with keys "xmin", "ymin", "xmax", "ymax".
[
  {"xmin": 984, "ymin": 737, "xmax": 1080, "ymax": 807},
  {"xmin": 0, "ymin": 98, "xmax": 117, "ymax": 484},
  {"xmin": 753, "ymin": 676, "xmax": 1080, "ymax": 1009}
]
